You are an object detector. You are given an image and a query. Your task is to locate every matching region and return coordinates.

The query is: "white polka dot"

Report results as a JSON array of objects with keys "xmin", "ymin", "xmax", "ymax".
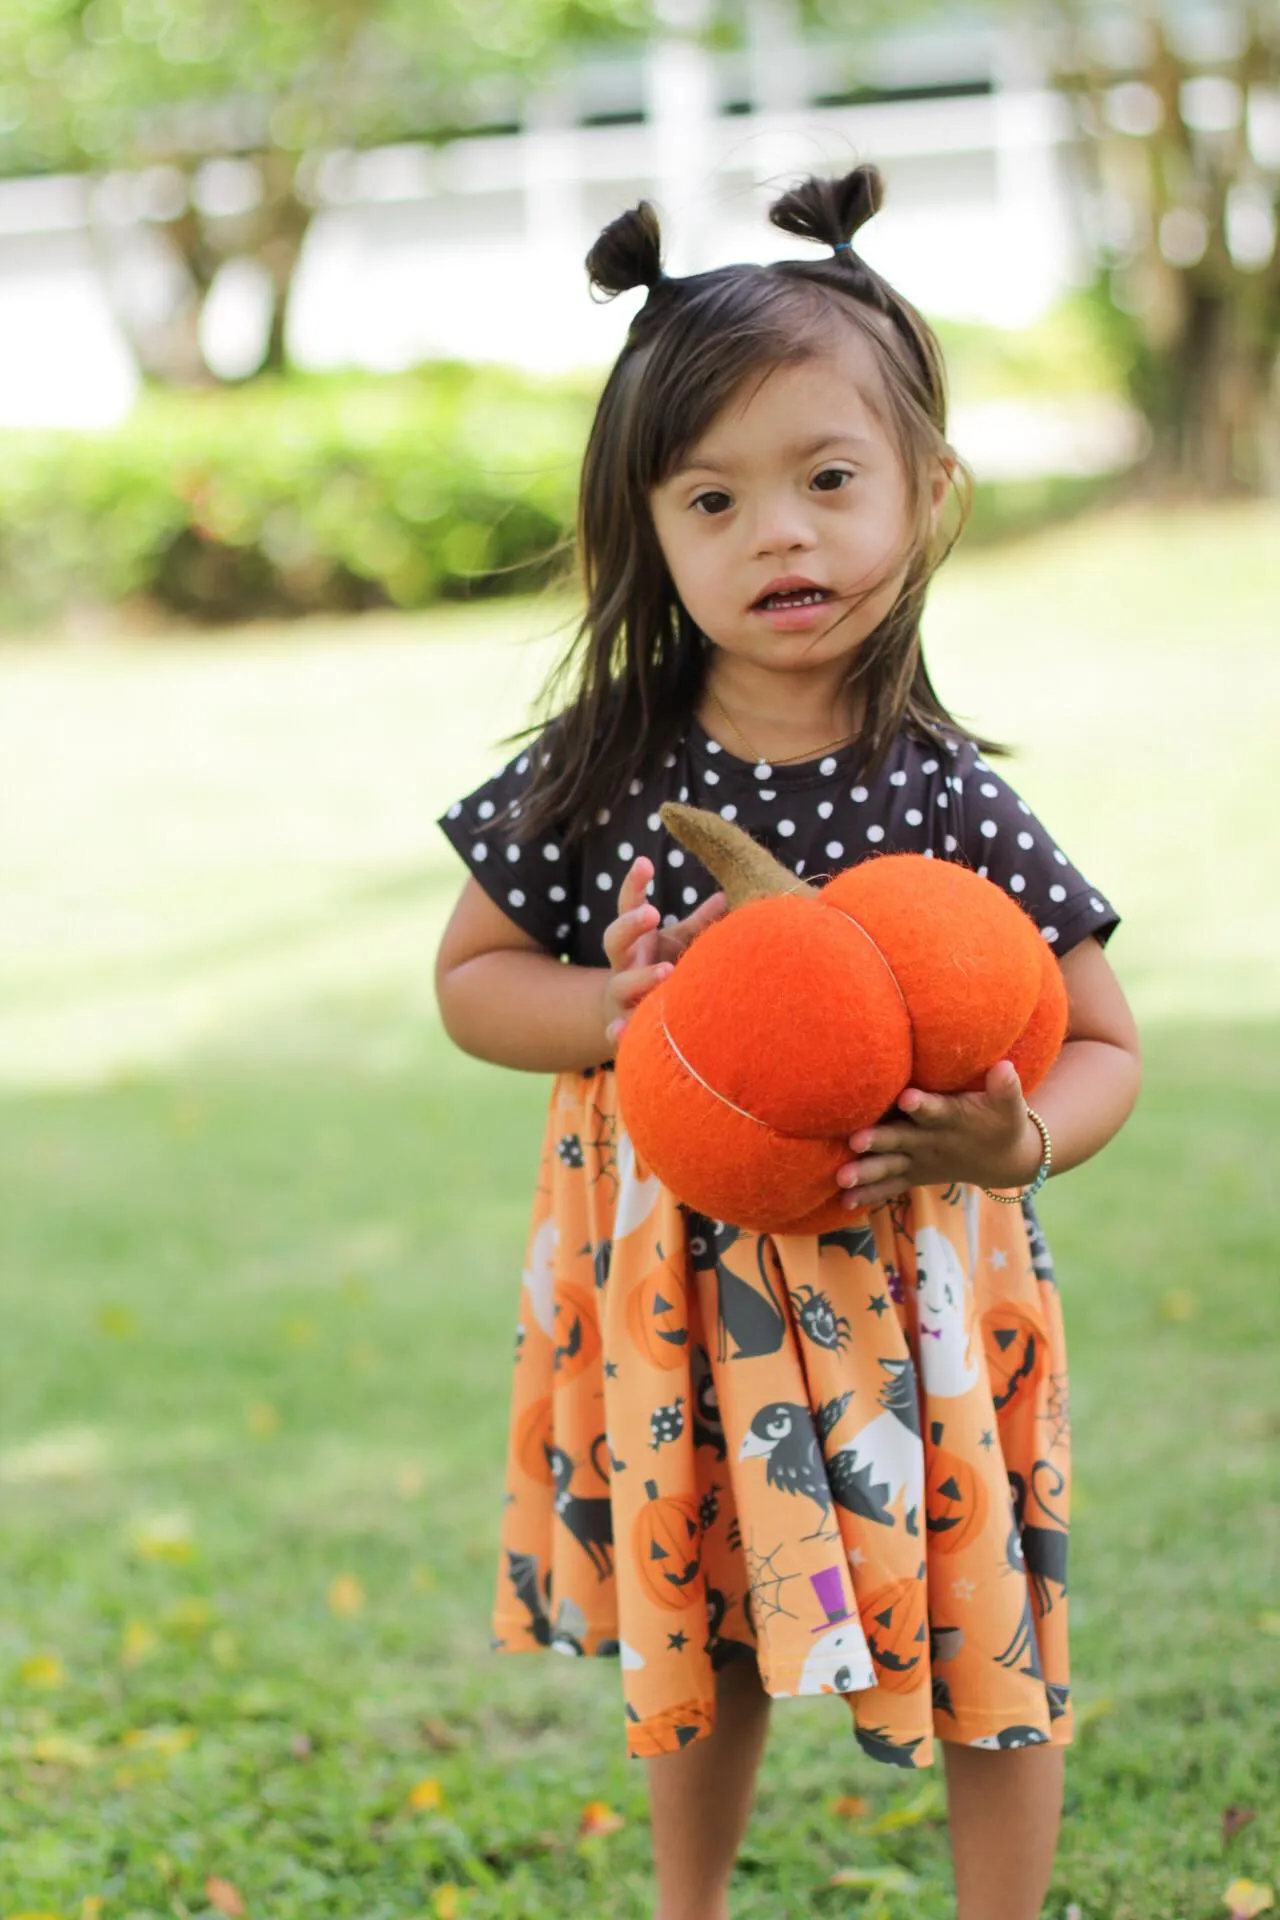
[
  {"xmin": 549, "ymin": 885, "xmax": 566, "ymax": 902},
  {"xmin": 867, "ymin": 824, "xmax": 885, "ymax": 843},
  {"xmin": 1018, "ymin": 800, "xmax": 1031, "ymax": 815},
  {"xmin": 936, "ymin": 792, "xmax": 948, "ymax": 809},
  {"xmin": 820, "ymin": 756, "xmax": 838, "ymax": 775},
  {"xmin": 1053, "ymin": 849, "xmax": 1068, "ymax": 865},
  {"xmin": 678, "ymin": 787, "xmax": 689, "ymax": 802},
  {"xmin": 922, "ymin": 758, "xmax": 939, "ymax": 774},
  {"xmin": 506, "ymin": 845, "xmax": 520, "ymax": 862},
  {"xmin": 1049, "ymin": 884, "xmax": 1067, "ymax": 902},
  {"xmin": 720, "ymin": 804, "xmax": 738, "ymax": 821},
  {"xmin": 825, "ymin": 840, "xmax": 844, "ymax": 859},
  {"xmin": 446, "ymin": 802, "xmax": 462, "ymax": 819},
  {"xmin": 923, "ymin": 847, "xmax": 935, "ymax": 858},
  {"xmin": 510, "ymin": 801, "xmax": 522, "ymax": 817},
  {"xmin": 556, "ymin": 923, "xmax": 569, "ymax": 940},
  {"xmin": 629, "ymin": 778, "xmax": 643, "ymax": 796},
  {"xmin": 817, "ymin": 800, "xmax": 834, "ymax": 820},
  {"xmin": 703, "ymin": 769, "xmax": 720, "ymax": 786},
  {"xmin": 473, "ymin": 842, "xmax": 488, "ymax": 862},
  {"xmin": 647, "ymin": 812, "xmax": 662, "ymax": 831},
  {"xmin": 905, "ymin": 808, "xmax": 923, "ymax": 826},
  {"xmin": 981, "ymin": 782, "xmax": 999, "ymax": 798},
  {"xmin": 851, "ymin": 785, "xmax": 868, "ymax": 803},
  {"xmin": 1091, "ymin": 897, "xmax": 1106, "ymax": 912},
  {"xmin": 543, "ymin": 842, "xmax": 561, "ymax": 860},
  {"xmin": 645, "ymin": 879, "xmax": 655, "ymax": 897},
  {"xmin": 508, "ymin": 889, "xmax": 525, "ymax": 908},
  {"xmin": 596, "ymin": 807, "xmax": 611, "ymax": 825},
  {"xmin": 1010, "ymin": 874, "xmax": 1026, "ymax": 893},
  {"xmin": 478, "ymin": 800, "xmax": 495, "ymax": 820},
  {"xmin": 1042, "ymin": 926, "xmax": 1059, "ymax": 944},
  {"xmin": 682, "ymin": 886, "xmax": 698, "ymax": 906},
  {"xmin": 753, "ymin": 763, "xmax": 773, "ymax": 781},
  {"xmin": 576, "ymin": 904, "xmax": 591, "ymax": 922},
  {"xmin": 706, "ymin": 739, "xmax": 721, "ymax": 754},
  {"xmin": 668, "ymin": 850, "xmax": 685, "ymax": 867},
  {"xmin": 663, "ymin": 913, "xmax": 678, "ymax": 927},
  {"xmin": 759, "ymin": 789, "xmax": 776, "ymax": 801},
  {"xmin": 1017, "ymin": 831, "xmax": 1034, "ymax": 850},
  {"xmin": 595, "ymin": 873, "xmax": 613, "ymax": 890},
  {"xmin": 978, "ymin": 865, "xmax": 989, "ymax": 878},
  {"xmin": 944, "ymin": 835, "xmax": 958, "ymax": 853},
  {"xmin": 890, "ymin": 771, "xmax": 907, "ymax": 787},
  {"xmin": 663, "ymin": 752, "xmax": 677, "ymax": 769},
  {"xmin": 618, "ymin": 842, "xmax": 633, "ymax": 861},
  {"xmin": 515, "ymin": 755, "xmax": 529, "ymax": 775},
  {"xmin": 777, "ymin": 819, "xmax": 795, "ymax": 837},
  {"xmin": 795, "ymin": 859, "xmax": 806, "ymax": 875},
  {"xmin": 980, "ymin": 820, "xmax": 998, "ymax": 839},
  {"xmin": 951, "ymin": 777, "xmax": 964, "ymax": 794}
]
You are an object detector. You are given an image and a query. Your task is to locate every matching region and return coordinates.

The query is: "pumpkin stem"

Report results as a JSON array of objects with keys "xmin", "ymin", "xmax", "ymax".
[{"xmin": 660, "ymin": 802, "xmax": 815, "ymax": 909}]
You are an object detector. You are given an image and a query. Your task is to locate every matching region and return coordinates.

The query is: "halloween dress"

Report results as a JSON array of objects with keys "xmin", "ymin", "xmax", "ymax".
[{"xmin": 438, "ymin": 720, "xmax": 1119, "ymax": 1767}]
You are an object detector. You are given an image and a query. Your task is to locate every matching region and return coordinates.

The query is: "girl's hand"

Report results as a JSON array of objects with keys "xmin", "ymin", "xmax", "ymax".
[
  {"xmin": 602, "ymin": 856, "xmax": 726, "ymax": 1050},
  {"xmin": 836, "ymin": 1061, "xmax": 1045, "ymax": 1210}
]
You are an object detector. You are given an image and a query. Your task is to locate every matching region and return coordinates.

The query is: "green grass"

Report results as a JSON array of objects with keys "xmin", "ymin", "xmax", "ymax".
[{"xmin": 1, "ymin": 501, "xmax": 1278, "ymax": 1919}]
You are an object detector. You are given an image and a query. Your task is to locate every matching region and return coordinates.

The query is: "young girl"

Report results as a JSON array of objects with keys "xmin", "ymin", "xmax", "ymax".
[{"xmin": 435, "ymin": 165, "xmax": 1141, "ymax": 1920}]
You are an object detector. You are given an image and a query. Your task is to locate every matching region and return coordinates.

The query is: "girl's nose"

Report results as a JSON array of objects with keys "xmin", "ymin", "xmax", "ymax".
[{"xmin": 750, "ymin": 498, "xmax": 818, "ymax": 556}]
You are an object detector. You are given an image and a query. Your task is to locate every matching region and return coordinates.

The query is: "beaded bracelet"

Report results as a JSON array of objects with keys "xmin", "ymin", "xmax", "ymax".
[{"xmin": 982, "ymin": 1105, "xmax": 1052, "ymax": 1204}]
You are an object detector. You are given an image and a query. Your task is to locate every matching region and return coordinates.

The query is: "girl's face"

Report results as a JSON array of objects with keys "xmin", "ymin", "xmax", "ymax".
[{"xmin": 649, "ymin": 335, "xmax": 931, "ymax": 684}]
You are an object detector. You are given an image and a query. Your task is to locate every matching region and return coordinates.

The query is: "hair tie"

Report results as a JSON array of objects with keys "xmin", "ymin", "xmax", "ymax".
[{"xmin": 832, "ymin": 241, "xmax": 854, "ymax": 254}]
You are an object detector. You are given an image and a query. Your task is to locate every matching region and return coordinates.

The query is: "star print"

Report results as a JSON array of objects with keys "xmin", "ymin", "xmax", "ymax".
[
  {"xmin": 867, "ymin": 1293, "xmax": 889, "ymax": 1317},
  {"xmin": 667, "ymin": 1630, "xmax": 689, "ymax": 1652},
  {"xmin": 979, "ymin": 1430, "xmax": 995, "ymax": 1450},
  {"xmin": 603, "ymin": 1359, "xmax": 618, "ymax": 1379},
  {"xmin": 951, "ymin": 1578, "xmax": 976, "ymax": 1601},
  {"xmin": 988, "ymin": 1248, "xmax": 1009, "ymax": 1270}
]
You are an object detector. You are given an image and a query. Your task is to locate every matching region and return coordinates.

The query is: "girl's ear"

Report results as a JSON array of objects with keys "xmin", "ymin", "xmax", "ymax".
[{"xmin": 929, "ymin": 453, "xmax": 957, "ymax": 530}]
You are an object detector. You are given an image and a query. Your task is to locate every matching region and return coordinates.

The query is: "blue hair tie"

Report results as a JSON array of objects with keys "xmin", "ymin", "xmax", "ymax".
[{"xmin": 832, "ymin": 241, "xmax": 853, "ymax": 254}]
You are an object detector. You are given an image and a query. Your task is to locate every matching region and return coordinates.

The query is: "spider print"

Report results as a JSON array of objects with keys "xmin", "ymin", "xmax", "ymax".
[{"xmin": 790, "ymin": 1284, "xmax": 852, "ymax": 1352}]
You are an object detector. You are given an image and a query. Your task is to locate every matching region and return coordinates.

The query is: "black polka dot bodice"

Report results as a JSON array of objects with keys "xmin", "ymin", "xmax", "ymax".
[{"xmin": 438, "ymin": 716, "xmax": 1119, "ymax": 966}]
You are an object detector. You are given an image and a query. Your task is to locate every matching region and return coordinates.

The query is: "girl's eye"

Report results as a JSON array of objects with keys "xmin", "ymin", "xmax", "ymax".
[
  {"xmin": 692, "ymin": 490, "xmax": 733, "ymax": 516},
  {"xmin": 812, "ymin": 467, "xmax": 853, "ymax": 493}
]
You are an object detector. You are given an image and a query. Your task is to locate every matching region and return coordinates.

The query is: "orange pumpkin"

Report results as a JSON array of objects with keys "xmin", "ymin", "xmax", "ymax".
[
  {"xmin": 981, "ymin": 1299, "xmax": 1048, "ymax": 1417},
  {"xmin": 626, "ymin": 1699, "xmax": 714, "ymax": 1757},
  {"xmin": 857, "ymin": 1570, "xmax": 928, "ymax": 1694},
  {"xmin": 925, "ymin": 1421, "xmax": 989, "ymax": 1553},
  {"xmin": 514, "ymin": 1395, "xmax": 554, "ymax": 1486},
  {"xmin": 633, "ymin": 1478, "xmax": 703, "ymax": 1611},
  {"xmin": 552, "ymin": 1281, "xmax": 601, "ymax": 1381},
  {"xmin": 625, "ymin": 1263, "xmax": 690, "ymax": 1370}
]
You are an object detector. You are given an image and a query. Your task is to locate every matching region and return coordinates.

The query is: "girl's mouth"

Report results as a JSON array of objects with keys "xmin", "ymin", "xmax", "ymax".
[{"xmin": 753, "ymin": 586, "xmax": 832, "ymax": 611}]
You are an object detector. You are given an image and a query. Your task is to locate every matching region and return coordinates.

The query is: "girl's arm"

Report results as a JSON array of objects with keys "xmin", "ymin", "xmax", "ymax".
[{"xmin": 837, "ymin": 935, "xmax": 1142, "ymax": 1208}]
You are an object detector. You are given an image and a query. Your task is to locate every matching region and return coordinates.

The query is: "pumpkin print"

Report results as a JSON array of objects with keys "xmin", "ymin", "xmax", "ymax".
[
  {"xmin": 626, "ymin": 1262, "xmax": 690, "ymax": 1370},
  {"xmin": 925, "ymin": 1421, "xmax": 989, "ymax": 1553},
  {"xmin": 982, "ymin": 1299, "xmax": 1048, "ymax": 1416},
  {"xmin": 633, "ymin": 1479, "xmax": 703, "ymax": 1611},
  {"xmin": 858, "ymin": 1571, "xmax": 928, "ymax": 1694},
  {"xmin": 627, "ymin": 1700, "xmax": 714, "ymax": 1757},
  {"xmin": 514, "ymin": 1395, "xmax": 554, "ymax": 1486},
  {"xmin": 553, "ymin": 1281, "xmax": 601, "ymax": 1380}
]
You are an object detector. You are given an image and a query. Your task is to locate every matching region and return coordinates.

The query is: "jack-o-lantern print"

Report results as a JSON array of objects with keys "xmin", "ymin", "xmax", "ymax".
[
  {"xmin": 627, "ymin": 1699, "xmax": 714, "ymax": 1756},
  {"xmin": 858, "ymin": 1568, "xmax": 928, "ymax": 1694},
  {"xmin": 925, "ymin": 1420, "xmax": 989, "ymax": 1553},
  {"xmin": 514, "ymin": 1395, "xmax": 554, "ymax": 1486},
  {"xmin": 553, "ymin": 1281, "xmax": 601, "ymax": 1380},
  {"xmin": 634, "ymin": 1479, "xmax": 703, "ymax": 1611},
  {"xmin": 626, "ymin": 1260, "xmax": 690, "ymax": 1370},
  {"xmin": 982, "ymin": 1299, "xmax": 1048, "ymax": 1417}
]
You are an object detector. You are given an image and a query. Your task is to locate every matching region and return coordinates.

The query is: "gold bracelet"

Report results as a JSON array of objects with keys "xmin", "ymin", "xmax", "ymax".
[{"xmin": 982, "ymin": 1105, "xmax": 1052, "ymax": 1204}]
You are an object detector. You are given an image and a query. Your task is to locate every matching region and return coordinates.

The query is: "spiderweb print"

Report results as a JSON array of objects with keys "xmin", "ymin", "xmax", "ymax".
[
  {"xmin": 1040, "ymin": 1371, "xmax": 1071, "ymax": 1453},
  {"xmin": 744, "ymin": 1534, "xmax": 803, "ymax": 1630},
  {"xmin": 583, "ymin": 1085, "xmax": 619, "ymax": 1198}
]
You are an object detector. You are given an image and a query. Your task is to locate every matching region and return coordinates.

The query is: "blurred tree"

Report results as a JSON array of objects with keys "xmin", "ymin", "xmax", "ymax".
[{"xmin": 0, "ymin": 0, "xmax": 652, "ymax": 383}]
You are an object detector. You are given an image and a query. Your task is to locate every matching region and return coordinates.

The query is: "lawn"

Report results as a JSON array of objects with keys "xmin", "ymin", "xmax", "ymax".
[{"xmin": 0, "ymin": 501, "xmax": 1277, "ymax": 1919}]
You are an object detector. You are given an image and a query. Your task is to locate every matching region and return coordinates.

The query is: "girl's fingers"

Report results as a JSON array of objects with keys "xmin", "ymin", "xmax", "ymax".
[
  {"xmin": 838, "ymin": 1154, "xmax": 912, "ymax": 1191},
  {"xmin": 616, "ymin": 856, "xmax": 654, "ymax": 920},
  {"xmin": 602, "ymin": 900, "xmax": 658, "ymax": 969},
  {"xmin": 895, "ymin": 1087, "xmax": 950, "ymax": 1125},
  {"xmin": 617, "ymin": 960, "xmax": 673, "ymax": 1008}
]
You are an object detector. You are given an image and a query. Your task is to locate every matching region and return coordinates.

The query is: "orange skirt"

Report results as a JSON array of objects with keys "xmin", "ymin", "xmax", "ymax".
[{"xmin": 494, "ymin": 1068, "xmax": 1072, "ymax": 1767}]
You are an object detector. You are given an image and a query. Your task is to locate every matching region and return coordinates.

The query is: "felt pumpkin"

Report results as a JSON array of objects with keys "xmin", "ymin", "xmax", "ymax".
[
  {"xmin": 616, "ymin": 803, "xmax": 1068, "ymax": 1235},
  {"xmin": 625, "ymin": 1263, "xmax": 690, "ymax": 1370},
  {"xmin": 925, "ymin": 1420, "xmax": 989, "ymax": 1553},
  {"xmin": 514, "ymin": 1394, "xmax": 554, "ymax": 1485},
  {"xmin": 857, "ymin": 1571, "xmax": 928, "ymax": 1694},
  {"xmin": 981, "ymin": 1299, "xmax": 1049, "ymax": 1416},
  {"xmin": 552, "ymin": 1281, "xmax": 601, "ymax": 1381},
  {"xmin": 633, "ymin": 1478, "xmax": 703, "ymax": 1611}
]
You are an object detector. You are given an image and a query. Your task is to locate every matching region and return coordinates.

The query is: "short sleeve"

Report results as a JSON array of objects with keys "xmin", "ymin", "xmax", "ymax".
[
  {"xmin": 950, "ymin": 744, "xmax": 1120, "ymax": 957},
  {"xmin": 437, "ymin": 738, "xmax": 578, "ymax": 957}
]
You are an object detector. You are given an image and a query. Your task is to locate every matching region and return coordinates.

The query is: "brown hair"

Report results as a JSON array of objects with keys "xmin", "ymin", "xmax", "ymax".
[{"xmin": 516, "ymin": 164, "xmax": 1003, "ymax": 846}]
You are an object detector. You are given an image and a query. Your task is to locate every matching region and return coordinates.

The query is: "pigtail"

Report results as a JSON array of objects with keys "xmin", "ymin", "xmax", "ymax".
[
  {"xmin": 586, "ymin": 201, "xmax": 665, "ymax": 298},
  {"xmin": 768, "ymin": 165, "xmax": 883, "ymax": 253}
]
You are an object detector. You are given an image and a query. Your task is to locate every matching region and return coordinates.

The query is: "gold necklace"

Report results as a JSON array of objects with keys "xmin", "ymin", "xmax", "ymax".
[{"xmin": 707, "ymin": 686, "xmax": 858, "ymax": 769}]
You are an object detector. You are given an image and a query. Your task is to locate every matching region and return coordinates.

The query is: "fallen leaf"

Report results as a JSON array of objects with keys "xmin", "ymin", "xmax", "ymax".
[
  {"xmin": 327, "ymin": 1574, "xmax": 365, "ymax": 1617},
  {"xmin": 859, "ymin": 1782, "xmax": 944, "ymax": 1833},
  {"xmin": 1223, "ymin": 1806, "xmax": 1257, "ymax": 1843},
  {"xmin": 1224, "ymin": 1881, "xmax": 1274, "ymax": 1919},
  {"xmin": 28, "ymin": 1732, "xmax": 99, "ymax": 1768},
  {"xmin": 828, "ymin": 1866, "xmax": 919, "ymax": 1893},
  {"xmin": 121, "ymin": 1619, "xmax": 158, "ymax": 1667},
  {"xmin": 432, "ymin": 1889, "xmax": 460, "ymax": 1920},
  {"xmin": 407, "ymin": 1776, "xmax": 445, "ymax": 1811},
  {"xmin": 17, "ymin": 1652, "xmax": 66, "ymax": 1690},
  {"xmin": 206, "ymin": 1879, "xmax": 246, "ymax": 1918},
  {"xmin": 290, "ymin": 1732, "xmax": 314, "ymax": 1759},
  {"xmin": 578, "ymin": 1800, "xmax": 625, "ymax": 1838},
  {"xmin": 831, "ymin": 1794, "xmax": 871, "ymax": 1818},
  {"xmin": 420, "ymin": 1717, "xmax": 461, "ymax": 1751}
]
